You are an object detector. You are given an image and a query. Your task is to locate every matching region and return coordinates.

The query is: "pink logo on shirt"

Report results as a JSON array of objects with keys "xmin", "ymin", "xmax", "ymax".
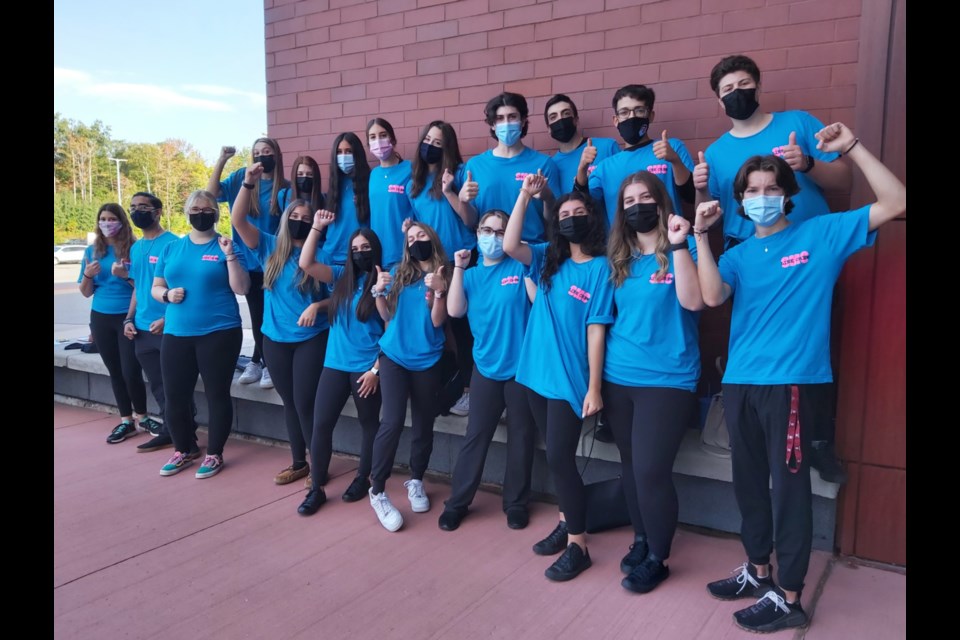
[
  {"xmin": 149, "ymin": 256, "xmax": 158, "ymax": 264},
  {"xmin": 501, "ymin": 275, "xmax": 520, "ymax": 286},
  {"xmin": 567, "ymin": 285, "xmax": 591, "ymax": 303},
  {"xmin": 388, "ymin": 184, "xmax": 405, "ymax": 194},
  {"xmin": 781, "ymin": 251, "xmax": 810, "ymax": 268},
  {"xmin": 646, "ymin": 164, "xmax": 668, "ymax": 175},
  {"xmin": 201, "ymin": 254, "xmax": 220, "ymax": 262},
  {"xmin": 649, "ymin": 272, "xmax": 674, "ymax": 284},
  {"xmin": 515, "ymin": 172, "xmax": 531, "ymax": 182},
  {"xmin": 587, "ymin": 165, "xmax": 598, "ymax": 174},
  {"xmin": 772, "ymin": 145, "xmax": 787, "ymax": 157}
]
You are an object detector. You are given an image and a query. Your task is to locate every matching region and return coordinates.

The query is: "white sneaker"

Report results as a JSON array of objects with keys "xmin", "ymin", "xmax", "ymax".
[
  {"xmin": 450, "ymin": 391, "xmax": 470, "ymax": 416},
  {"xmin": 369, "ymin": 489, "xmax": 403, "ymax": 532},
  {"xmin": 259, "ymin": 367, "xmax": 274, "ymax": 389},
  {"xmin": 238, "ymin": 361, "xmax": 262, "ymax": 384},
  {"xmin": 404, "ymin": 479, "xmax": 430, "ymax": 513}
]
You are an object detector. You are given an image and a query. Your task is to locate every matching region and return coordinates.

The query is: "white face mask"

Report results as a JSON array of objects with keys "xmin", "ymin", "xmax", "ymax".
[
  {"xmin": 477, "ymin": 233, "xmax": 504, "ymax": 260},
  {"xmin": 742, "ymin": 195, "xmax": 784, "ymax": 227}
]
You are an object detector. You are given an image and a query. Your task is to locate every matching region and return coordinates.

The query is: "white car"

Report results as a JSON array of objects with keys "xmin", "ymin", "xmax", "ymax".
[{"xmin": 54, "ymin": 245, "xmax": 87, "ymax": 265}]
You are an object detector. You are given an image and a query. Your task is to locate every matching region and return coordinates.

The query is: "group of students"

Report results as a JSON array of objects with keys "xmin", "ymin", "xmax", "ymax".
[{"xmin": 76, "ymin": 55, "xmax": 905, "ymax": 634}]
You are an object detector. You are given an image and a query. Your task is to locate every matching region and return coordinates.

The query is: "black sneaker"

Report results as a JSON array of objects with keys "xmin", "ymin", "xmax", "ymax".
[
  {"xmin": 298, "ymin": 488, "xmax": 327, "ymax": 516},
  {"xmin": 734, "ymin": 587, "xmax": 808, "ymax": 633},
  {"xmin": 545, "ymin": 543, "xmax": 592, "ymax": 582},
  {"xmin": 341, "ymin": 476, "xmax": 371, "ymax": 503},
  {"xmin": 620, "ymin": 534, "xmax": 649, "ymax": 574},
  {"xmin": 438, "ymin": 508, "xmax": 466, "ymax": 531},
  {"xmin": 136, "ymin": 433, "xmax": 174, "ymax": 453},
  {"xmin": 532, "ymin": 521, "xmax": 568, "ymax": 556},
  {"xmin": 707, "ymin": 562, "xmax": 775, "ymax": 600},
  {"xmin": 810, "ymin": 441, "xmax": 848, "ymax": 485},
  {"xmin": 106, "ymin": 422, "xmax": 139, "ymax": 444},
  {"xmin": 138, "ymin": 416, "xmax": 164, "ymax": 436},
  {"xmin": 505, "ymin": 507, "xmax": 529, "ymax": 530},
  {"xmin": 621, "ymin": 554, "xmax": 669, "ymax": 593}
]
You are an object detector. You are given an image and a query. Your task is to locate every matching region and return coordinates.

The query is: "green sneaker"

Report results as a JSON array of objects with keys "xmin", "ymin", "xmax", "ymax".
[
  {"xmin": 160, "ymin": 451, "xmax": 195, "ymax": 476},
  {"xmin": 196, "ymin": 454, "xmax": 224, "ymax": 479}
]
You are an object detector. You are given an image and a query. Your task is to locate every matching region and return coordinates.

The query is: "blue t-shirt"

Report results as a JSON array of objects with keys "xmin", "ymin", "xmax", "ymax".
[
  {"xmin": 324, "ymin": 265, "xmax": 385, "ymax": 373},
  {"xmin": 464, "ymin": 147, "xmax": 562, "ymax": 243},
  {"xmin": 128, "ymin": 231, "xmax": 178, "ymax": 331},
  {"xmin": 370, "ymin": 160, "xmax": 414, "ymax": 270},
  {"xmin": 78, "ymin": 245, "xmax": 134, "ymax": 315},
  {"xmin": 320, "ymin": 177, "xmax": 365, "ymax": 265},
  {"xmin": 719, "ymin": 206, "xmax": 876, "ymax": 385},
  {"xmin": 406, "ymin": 164, "xmax": 476, "ymax": 259},
  {"xmin": 553, "ymin": 137, "xmax": 620, "ymax": 195},
  {"xmin": 255, "ymin": 233, "xmax": 329, "ymax": 343},
  {"xmin": 515, "ymin": 243, "xmax": 615, "ymax": 416},
  {"xmin": 604, "ymin": 239, "xmax": 701, "ymax": 392},
  {"xmin": 462, "ymin": 257, "xmax": 532, "ymax": 381},
  {"xmin": 218, "ymin": 167, "xmax": 287, "ymax": 272},
  {"xmin": 377, "ymin": 269, "xmax": 445, "ymax": 371},
  {"xmin": 154, "ymin": 235, "xmax": 245, "ymax": 337},
  {"xmin": 705, "ymin": 110, "xmax": 840, "ymax": 243},
  {"xmin": 589, "ymin": 138, "xmax": 695, "ymax": 226}
]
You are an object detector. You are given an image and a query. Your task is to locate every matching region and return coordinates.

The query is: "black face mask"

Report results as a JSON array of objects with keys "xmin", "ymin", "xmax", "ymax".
[
  {"xmin": 558, "ymin": 215, "xmax": 591, "ymax": 244},
  {"xmin": 409, "ymin": 239, "xmax": 434, "ymax": 262},
  {"xmin": 189, "ymin": 213, "xmax": 216, "ymax": 232},
  {"xmin": 287, "ymin": 218, "xmax": 311, "ymax": 241},
  {"xmin": 549, "ymin": 117, "xmax": 577, "ymax": 144},
  {"xmin": 617, "ymin": 117, "xmax": 650, "ymax": 146},
  {"xmin": 624, "ymin": 203, "xmax": 660, "ymax": 234},
  {"xmin": 351, "ymin": 249, "xmax": 374, "ymax": 273},
  {"xmin": 253, "ymin": 154, "xmax": 276, "ymax": 173},
  {"xmin": 131, "ymin": 210, "xmax": 157, "ymax": 230},
  {"xmin": 721, "ymin": 88, "xmax": 759, "ymax": 121},
  {"xmin": 419, "ymin": 142, "xmax": 443, "ymax": 165},
  {"xmin": 295, "ymin": 176, "xmax": 313, "ymax": 194}
]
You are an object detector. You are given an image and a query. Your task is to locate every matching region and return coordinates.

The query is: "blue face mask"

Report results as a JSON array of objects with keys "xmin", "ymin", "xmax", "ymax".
[
  {"xmin": 495, "ymin": 122, "xmax": 522, "ymax": 146},
  {"xmin": 337, "ymin": 154, "xmax": 355, "ymax": 174},
  {"xmin": 742, "ymin": 195, "xmax": 785, "ymax": 227},
  {"xmin": 477, "ymin": 234, "xmax": 504, "ymax": 260}
]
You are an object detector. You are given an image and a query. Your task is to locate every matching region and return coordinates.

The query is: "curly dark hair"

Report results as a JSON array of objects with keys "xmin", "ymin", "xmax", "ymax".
[{"xmin": 539, "ymin": 192, "xmax": 606, "ymax": 293}]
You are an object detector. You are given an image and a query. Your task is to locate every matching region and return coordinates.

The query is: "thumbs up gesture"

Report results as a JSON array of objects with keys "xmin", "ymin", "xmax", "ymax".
[
  {"xmin": 441, "ymin": 168, "xmax": 456, "ymax": 194},
  {"xmin": 781, "ymin": 131, "xmax": 807, "ymax": 171},
  {"xmin": 374, "ymin": 264, "xmax": 392, "ymax": 293},
  {"xmin": 578, "ymin": 137, "xmax": 598, "ymax": 170},
  {"xmin": 424, "ymin": 264, "xmax": 447, "ymax": 293},
  {"xmin": 693, "ymin": 151, "xmax": 710, "ymax": 191},
  {"xmin": 653, "ymin": 130, "xmax": 679, "ymax": 163},
  {"xmin": 522, "ymin": 168, "xmax": 547, "ymax": 199},
  {"xmin": 459, "ymin": 170, "xmax": 479, "ymax": 203}
]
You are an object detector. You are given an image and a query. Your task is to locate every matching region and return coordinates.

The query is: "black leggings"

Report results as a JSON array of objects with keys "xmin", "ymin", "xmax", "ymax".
[
  {"xmin": 90, "ymin": 310, "xmax": 146, "ymax": 418},
  {"xmin": 262, "ymin": 331, "xmax": 328, "ymax": 466},
  {"xmin": 449, "ymin": 316, "xmax": 474, "ymax": 392},
  {"xmin": 524, "ymin": 387, "xmax": 588, "ymax": 535},
  {"xmin": 310, "ymin": 366, "xmax": 382, "ymax": 488},
  {"xmin": 247, "ymin": 271, "xmax": 265, "ymax": 365},
  {"xmin": 603, "ymin": 382, "xmax": 697, "ymax": 559},
  {"xmin": 161, "ymin": 328, "xmax": 242, "ymax": 456},
  {"xmin": 370, "ymin": 355, "xmax": 442, "ymax": 495},
  {"xmin": 446, "ymin": 369, "xmax": 537, "ymax": 512}
]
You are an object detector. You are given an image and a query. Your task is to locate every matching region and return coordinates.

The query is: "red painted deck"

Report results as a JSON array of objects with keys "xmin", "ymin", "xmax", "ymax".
[{"xmin": 54, "ymin": 403, "xmax": 905, "ymax": 639}]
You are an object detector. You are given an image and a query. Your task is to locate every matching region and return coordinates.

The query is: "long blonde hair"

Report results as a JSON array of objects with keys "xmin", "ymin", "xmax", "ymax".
[
  {"xmin": 608, "ymin": 171, "xmax": 674, "ymax": 286},
  {"xmin": 386, "ymin": 221, "xmax": 450, "ymax": 315},
  {"xmin": 263, "ymin": 199, "xmax": 321, "ymax": 295},
  {"xmin": 93, "ymin": 203, "xmax": 135, "ymax": 261}
]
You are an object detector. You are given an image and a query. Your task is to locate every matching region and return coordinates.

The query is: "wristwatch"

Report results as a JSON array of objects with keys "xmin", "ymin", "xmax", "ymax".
[
  {"xmin": 370, "ymin": 366, "xmax": 379, "ymax": 377},
  {"xmin": 668, "ymin": 242, "xmax": 689, "ymax": 252},
  {"xmin": 162, "ymin": 289, "xmax": 170, "ymax": 303},
  {"xmin": 800, "ymin": 155, "xmax": 816, "ymax": 174}
]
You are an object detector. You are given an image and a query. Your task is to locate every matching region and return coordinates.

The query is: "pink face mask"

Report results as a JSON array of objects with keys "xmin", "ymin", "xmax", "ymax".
[
  {"xmin": 99, "ymin": 220, "xmax": 123, "ymax": 237},
  {"xmin": 369, "ymin": 138, "xmax": 394, "ymax": 161}
]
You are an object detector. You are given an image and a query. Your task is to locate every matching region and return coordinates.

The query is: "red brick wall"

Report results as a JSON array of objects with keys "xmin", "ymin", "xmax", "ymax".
[{"xmin": 264, "ymin": 0, "xmax": 862, "ymax": 183}]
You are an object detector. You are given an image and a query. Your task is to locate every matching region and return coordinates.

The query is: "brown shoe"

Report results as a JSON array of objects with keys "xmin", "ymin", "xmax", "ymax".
[
  {"xmin": 304, "ymin": 475, "xmax": 313, "ymax": 489},
  {"xmin": 275, "ymin": 463, "xmax": 310, "ymax": 485}
]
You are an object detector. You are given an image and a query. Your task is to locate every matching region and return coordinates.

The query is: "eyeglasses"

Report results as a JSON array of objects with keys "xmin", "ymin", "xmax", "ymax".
[
  {"xmin": 616, "ymin": 106, "xmax": 650, "ymax": 120},
  {"xmin": 189, "ymin": 208, "xmax": 217, "ymax": 216},
  {"xmin": 130, "ymin": 205, "xmax": 155, "ymax": 213},
  {"xmin": 478, "ymin": 227, "xmax": 505, "ymax": 238}
]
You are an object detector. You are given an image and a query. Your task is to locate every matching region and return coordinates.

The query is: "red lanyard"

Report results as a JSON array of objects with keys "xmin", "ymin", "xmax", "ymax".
[{"xmin": 785, "ymin": 385, "xmax": 802, "ymax": 473}]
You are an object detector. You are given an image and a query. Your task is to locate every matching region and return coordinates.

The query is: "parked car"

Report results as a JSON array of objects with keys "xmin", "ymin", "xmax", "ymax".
[{"xmin": 54, "ymin": 244, "xmax": 87, "ymax": 265}]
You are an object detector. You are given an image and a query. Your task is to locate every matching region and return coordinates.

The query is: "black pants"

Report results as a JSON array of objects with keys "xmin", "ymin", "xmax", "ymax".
[
  {"xmin": 524, "ymin": 387, "xmax": 588, "ymax": 536},
  {"xmin": 133, "ymin": 331, "xmax": 167, "ymax": 434},
  {"xmin": 247, "ymin": 271, "xmax": 265, "ymax": 365},
  {"xmin": 603, "ymin": 382, "xmax": 697, "ymax": 559},
  {"xmin": 263, "ymin": 331, "xmax": 328, "ymax": 466},
  {"xmin": 449, "ymin": 316, "xmax": 474, "ymax": 393},
  {"xmin": 161, "ymin": 328, "xmax": 242, "ymax": 457},
  {"xmin": 370, "ymin": 355, "xmax": 441, "ymax": 495},
  {"xmin": 310, "ymin": 367, "xmax": 382, "ymax": 488},
  {"xmin": 446, "ymin": 369, "xmax": 537, "ymax": 513},
  {"xmin": 724, "ymin": 383, "xmax": 831, "ymax": 593},
  {"xmin": 90, "ymin": 310, "xmax": 146, "ymax": 418}
]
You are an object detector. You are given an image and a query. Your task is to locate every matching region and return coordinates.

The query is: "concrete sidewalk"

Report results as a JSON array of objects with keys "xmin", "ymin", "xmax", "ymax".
[{"xmin": 53, "ymin": 403, "xmax": 905, "ymax": 640}]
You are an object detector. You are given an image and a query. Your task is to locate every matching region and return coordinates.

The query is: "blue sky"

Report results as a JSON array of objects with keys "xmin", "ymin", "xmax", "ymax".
[{"xmin": 54, "ymin": 0, "xmax": 267, "ymax": 163}]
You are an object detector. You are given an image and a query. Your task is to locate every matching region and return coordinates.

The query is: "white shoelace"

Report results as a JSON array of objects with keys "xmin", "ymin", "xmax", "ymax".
[
  {"xmin": 733, "ymin": 562, "xmax": 761, "ymax": 593},
  {"xmin": 755, "ymin": 589, "xmax": 790, "ymax": 614},
  {"xmin": 405, "ymin": 481, "xmax": 425, "ymax": 499}
]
